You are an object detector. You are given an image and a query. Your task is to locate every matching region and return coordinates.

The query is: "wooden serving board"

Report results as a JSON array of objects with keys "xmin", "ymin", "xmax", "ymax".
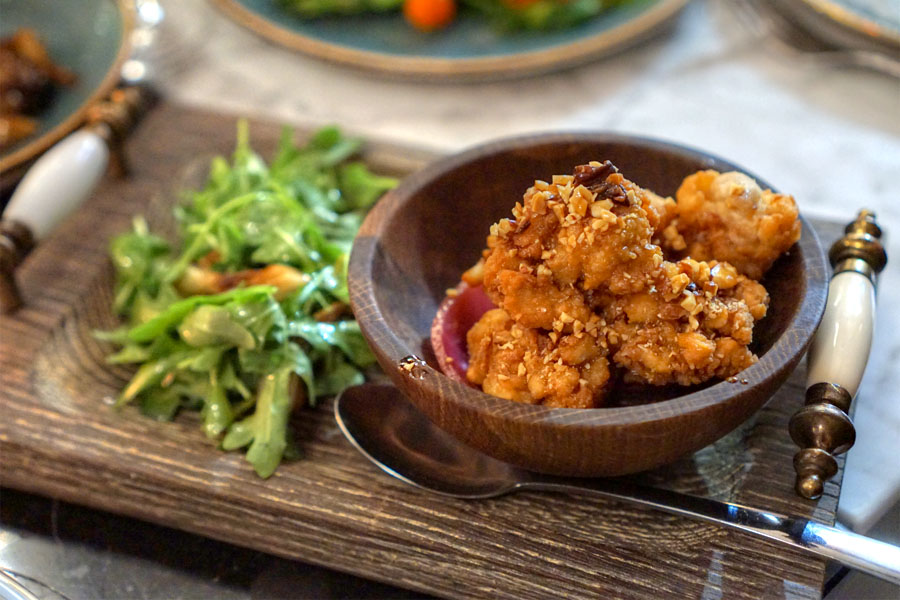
[{"xmin": 0, "ymin": 102, "xmax": 845, "ymax": 599}]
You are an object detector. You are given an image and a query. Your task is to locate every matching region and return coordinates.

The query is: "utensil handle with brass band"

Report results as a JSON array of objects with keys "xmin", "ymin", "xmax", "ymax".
[
  {"xmin": 0, "ymin": 87, "xmax": 150, "ymax": 314},
  {"xmin": 3, "ymin": 129, "xmax": 109, "ymax": 240},
  {"xmin": 0, "ymin": 130, "xmax": 109, "ymax": 313},
  {"xmin": 805, "ymin": 270, "xmax": 875, "ymax": 396},
  {"xmin": 790, "ymin": 210, "xmax": 886, "ymax": 500}
]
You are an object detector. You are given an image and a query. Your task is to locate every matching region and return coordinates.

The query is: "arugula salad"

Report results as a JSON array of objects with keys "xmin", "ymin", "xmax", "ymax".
[{"xmin": 97, "ymin": 122, "xmax": 396, "ymax": 477}]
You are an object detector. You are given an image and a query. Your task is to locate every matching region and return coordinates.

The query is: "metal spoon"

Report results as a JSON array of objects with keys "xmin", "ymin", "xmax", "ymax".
[{"xmin": 335, "ymin": 383, "xmax": 900, "ymax": 585}]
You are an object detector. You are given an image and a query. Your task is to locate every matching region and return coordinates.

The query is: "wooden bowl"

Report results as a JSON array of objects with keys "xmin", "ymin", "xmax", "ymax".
[{"xmin": 348, "ymin": 133, "xmax": 829, "ymax": 477}]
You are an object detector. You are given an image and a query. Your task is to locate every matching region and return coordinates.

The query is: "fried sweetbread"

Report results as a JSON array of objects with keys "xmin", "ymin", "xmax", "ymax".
[
  {"xmin": 464, "ymin": 161, "xmax": 777, "ymax": 408},
  {"xmin": 658, "ymin": 170, "xmax": 801, "ymax": 280}
]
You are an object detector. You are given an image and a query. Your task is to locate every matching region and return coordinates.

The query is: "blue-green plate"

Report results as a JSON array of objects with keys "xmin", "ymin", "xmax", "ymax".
[
  {"xmin": 0, "ymin": 0, "xmax": 132, "ymax": 177},
  {"xmin": 781, "ymin": 0, "xmax": 900, "ymax": 53},
  {"xmin": 212, "ymin": 0, "xmax": 688, "ymax": 80}
]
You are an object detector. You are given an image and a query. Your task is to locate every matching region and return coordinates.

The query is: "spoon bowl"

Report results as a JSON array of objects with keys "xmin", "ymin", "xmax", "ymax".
[{"xmin": 336, "ymin": 382, "xmax": 522, "ymax": 498}]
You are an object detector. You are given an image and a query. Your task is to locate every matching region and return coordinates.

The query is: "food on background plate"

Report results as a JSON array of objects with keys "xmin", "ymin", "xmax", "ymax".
[
  {"xmin": 97, "ymin": 122, "xmax": 397, "ymax": 477},
  {"xmin": 279, "ymin": 0, "xmax": 634, "ymax": 32},
  {"xmin": 443, "ymin": 161, "xmax": 800, "ymax": 408},
  {"xmin": 404, "ymin": 0, "xmax": 458, "ymax": 31},
  {"xmin": 0, "ymin": 28, "xmax": 77, "ymax": 148}
]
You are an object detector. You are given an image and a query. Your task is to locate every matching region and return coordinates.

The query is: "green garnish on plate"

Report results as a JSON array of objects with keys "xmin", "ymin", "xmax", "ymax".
[
  {"xmin": 97, "ymin": 121, "xmax": 397, "ymax": 478},
  {"xmin": 280, "ymin": 0, "xmax": 630, "ymax": 31}
]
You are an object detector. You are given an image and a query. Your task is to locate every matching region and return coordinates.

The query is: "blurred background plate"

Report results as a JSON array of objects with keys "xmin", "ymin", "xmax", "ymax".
[
  {"xmin": 777, "ymin": 0, "xmax": 900, "ymax": 54},
  {"xmin": 211, "ymin": 0, "xmax": 688, "ymax": 81},
  {"xmin": 0, "ymin": 0, "xmax": 132, "ymax": 191}
]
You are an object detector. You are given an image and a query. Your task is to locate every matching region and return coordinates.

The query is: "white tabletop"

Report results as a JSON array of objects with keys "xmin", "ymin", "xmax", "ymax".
[{"xmin": 152, "ymin": 0, "xmax": 899, "ymax": 587}]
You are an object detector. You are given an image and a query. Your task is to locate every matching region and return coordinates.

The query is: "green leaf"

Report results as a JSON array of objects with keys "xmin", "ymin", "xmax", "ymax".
[
  {"xmin": 140, "ymin": 388, "xmax": 182, "ymax": 421},
  {"xmin": 251, "ymin": 226, "xmax": 318, "ymax": 271},
  {"xmin": 330, "ymin": 321, "xmax": 376, "ymax": 367},
  {"xmin": 282, "ymin": 342, "xmax": 316, "ymax": 402},
  {"xmin": 288, "ymin": 319, "xmax": 374, "ymax": 368},
  {"xmin": 118, "ymin": 351, "xmax": 192, "ymax": 406},
  {"xmin": 127, "ymin": 286, "xmax": 276, "ymax": 343},
  {"xmin": 179, "ymin": 305, "xmax": 256, "ymax": 349},
  {"xmin": 201, "ymin": 369, "xmax": 234, "ymax": 437},
  {"xmin": 288, "ymin": 318, "xmax": 333, "ymax": 355},
  {"xmin": 108, "ymin": 217, "xmax": 171, "ymax": 315},
  {"xmin": 317, "ymin": 357, "xmax": 364, "ymax": 397},
  {"xmin": 221, "ymin": 418, "xmax": 255, "ymax": 451},
  {"xmin": 178, "ymin": 346, "xmax": 227, "ymax": 372},
  {"xmin": 338, "ymin": 162, "xmax": 398, "ymax": 210},
  {"xmin": 93, "ymin": 326, "xmax": 132, "ymax": 345},
  {"xmin": 222, "ymin": 368, "xmax": 293, "ymax": 478},
  {"xmin": 278, "ymin": 0, "xmax": 402, "ymax": 17},
  {"xmin": 164, "ymin": 190, "xmax": 269, "ymax": 283},
  {"xmin": 105, "ymin": 342, "xmax": 153, "ymax": 365},
  {"xmin": 129, "ymin": 285, "xmax": 180, "ymax": 327},
  {"xmin": 460, "ymin": 0, "xmax": 621, "ymax": 31}
]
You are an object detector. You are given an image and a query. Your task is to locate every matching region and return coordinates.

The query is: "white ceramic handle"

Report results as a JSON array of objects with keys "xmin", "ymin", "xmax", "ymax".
[
  {"xmin": 4, "ymin": 129, "xmax": 109, "ymax": 240},
  {"xmin": 805, "ymin": 270, "xmax": 876, "ymax": 398}
]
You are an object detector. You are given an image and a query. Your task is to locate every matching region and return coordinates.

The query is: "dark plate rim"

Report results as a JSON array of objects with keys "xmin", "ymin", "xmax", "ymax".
[
  {"xmin": 798, "ymin": 0, "xmax": 900, "ymax": 46},
  {"xmin": 0, "ymin": 0, "xmax": 135, "ymax": 176}
]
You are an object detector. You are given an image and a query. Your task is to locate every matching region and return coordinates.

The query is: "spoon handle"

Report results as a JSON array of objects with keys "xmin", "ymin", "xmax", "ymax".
[{"xmin": 524, "ymin": 478, "xmax": 900, "ymax": 584}]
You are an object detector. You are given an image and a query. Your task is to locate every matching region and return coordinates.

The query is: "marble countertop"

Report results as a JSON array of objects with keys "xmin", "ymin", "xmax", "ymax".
[{"xmin": 153, "ymin": 0, "xmax": 900, "ymax": 533}]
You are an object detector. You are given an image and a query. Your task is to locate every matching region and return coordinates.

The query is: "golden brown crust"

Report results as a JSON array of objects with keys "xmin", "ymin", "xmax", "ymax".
[
  {"xmin": 662, "ymin": 170, "xmax": 802, "ymax": 280},
  {"xmin": 465, "ymin": 307, "xmax": 610, "ymax": 408},
  {"xmin": 463, "ymin": 161, "xmax": 784, "ymax": 407},
  {"xmin": 602, "ymin": 259, "xmax": 762, "ymax": 386}
]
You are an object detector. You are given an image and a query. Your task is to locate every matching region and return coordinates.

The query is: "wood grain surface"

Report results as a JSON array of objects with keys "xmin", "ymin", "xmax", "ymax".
[{"xmin": 0, "ymin": 102, "xmax": 844, "ymax": 599}]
